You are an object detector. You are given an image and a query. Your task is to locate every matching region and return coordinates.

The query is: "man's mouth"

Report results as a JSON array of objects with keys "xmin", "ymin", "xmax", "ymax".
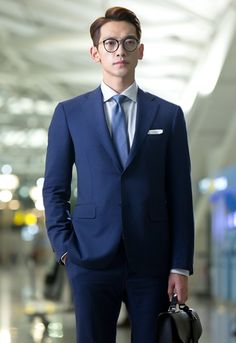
[{"xmin": 113, "ymin": 60, "xmax": 128, "ymax": 65}]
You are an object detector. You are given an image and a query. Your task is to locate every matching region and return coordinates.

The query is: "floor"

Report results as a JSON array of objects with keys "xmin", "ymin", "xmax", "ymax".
[{"xmin": 1, "ymin": 263, "xmax": 236, "ymax": 343}]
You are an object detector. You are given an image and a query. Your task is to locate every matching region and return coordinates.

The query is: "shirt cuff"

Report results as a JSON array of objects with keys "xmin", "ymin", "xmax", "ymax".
[
  {"xmin": 170, "ymin": 269, "xmax": 189, "ymax": 276},
  {"xmin": 61, "ymin": 252, "xmax": 68, "ymax": 264}
]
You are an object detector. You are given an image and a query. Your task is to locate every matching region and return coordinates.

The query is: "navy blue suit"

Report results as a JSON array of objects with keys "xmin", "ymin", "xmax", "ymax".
[{"xmin": 43, "ymin": 86, "xmax": 194, "ymax": 342}]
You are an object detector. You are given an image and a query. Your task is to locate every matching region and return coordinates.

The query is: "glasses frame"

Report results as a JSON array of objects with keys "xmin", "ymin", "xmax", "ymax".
[{"xmin": 98, "ymin": 36, "xmax": 140, "ymax": 53}]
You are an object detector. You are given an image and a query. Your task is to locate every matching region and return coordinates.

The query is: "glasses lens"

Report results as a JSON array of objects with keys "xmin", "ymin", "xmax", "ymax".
[
  {"xmin": 124, "ymin": 38, "xmax": 138, "ymax": 52},
  {"xmin": 104, "ymin": 39, "xmax": 118, "ymax": 52}
]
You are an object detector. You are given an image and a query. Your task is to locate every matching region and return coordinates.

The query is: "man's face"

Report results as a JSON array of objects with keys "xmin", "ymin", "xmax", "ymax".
[{"xmin": 90, "ymin": 20, "xmax": 144, "ymax": 85}]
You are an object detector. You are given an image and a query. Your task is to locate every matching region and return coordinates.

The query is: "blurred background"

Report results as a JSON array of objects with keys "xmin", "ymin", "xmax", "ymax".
[{"xmin": 1, "ymin": 0, "xmax": 236, "ymax": 342}]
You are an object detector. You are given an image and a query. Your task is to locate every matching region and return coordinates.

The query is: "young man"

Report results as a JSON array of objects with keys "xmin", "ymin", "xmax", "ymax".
[{"xmin": 43, "ymin": 7, "xmax": 194, "ymax": 343}]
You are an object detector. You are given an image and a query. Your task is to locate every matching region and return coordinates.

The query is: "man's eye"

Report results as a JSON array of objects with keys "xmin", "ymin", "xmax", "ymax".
[
  {"xmin": 125, "ymin": 39, "xmax": 136, "ymax": 46},
  {"xmin": 105, "ymin": 40, "xmax": 116, "ymax": 46}
]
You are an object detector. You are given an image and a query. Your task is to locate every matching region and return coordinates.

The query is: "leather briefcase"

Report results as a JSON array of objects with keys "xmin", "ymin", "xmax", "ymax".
[{"xmin": 156, "ymin": 295, "xmax": 202, "ymax": 343}]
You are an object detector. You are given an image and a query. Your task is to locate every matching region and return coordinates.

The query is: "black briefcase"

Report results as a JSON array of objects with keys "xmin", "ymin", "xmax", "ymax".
[{"xmin": 157, "ymin": 295, "xmax": 202, "ymax": 343}]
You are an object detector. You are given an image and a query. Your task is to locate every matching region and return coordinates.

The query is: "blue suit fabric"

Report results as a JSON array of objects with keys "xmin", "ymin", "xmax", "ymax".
[{"xmin": 43, "ymin": 86, "xmax": 194, "ymax": 276}]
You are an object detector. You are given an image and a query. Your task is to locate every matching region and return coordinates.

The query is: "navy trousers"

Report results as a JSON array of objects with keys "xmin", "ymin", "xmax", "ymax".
[{"xmin": 65, "ymin": 243, "xmax": 169, "ymax": 343}]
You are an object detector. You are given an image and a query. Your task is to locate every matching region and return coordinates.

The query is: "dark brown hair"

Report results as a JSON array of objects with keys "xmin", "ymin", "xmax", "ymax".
[{"xmin": 90, "ymin": 7, "xmax": 141, "ymax": 46}]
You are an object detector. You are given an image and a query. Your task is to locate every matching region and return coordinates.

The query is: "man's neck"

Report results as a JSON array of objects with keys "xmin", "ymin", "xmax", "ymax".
[{"xmin": 102, "ymin": 76, "xmax": 135, "ymax": 94}]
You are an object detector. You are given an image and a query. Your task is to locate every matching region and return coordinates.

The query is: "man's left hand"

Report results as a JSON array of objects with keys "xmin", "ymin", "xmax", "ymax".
[{"xmin": 168, "ymin": 273, "xmax": 188, "ymax": 304}]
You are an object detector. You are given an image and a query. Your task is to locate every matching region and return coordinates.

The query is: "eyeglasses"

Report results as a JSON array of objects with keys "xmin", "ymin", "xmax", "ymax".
[{"xmin": 98, "ymin": 36, "xmax": 140, "ymax": 53}]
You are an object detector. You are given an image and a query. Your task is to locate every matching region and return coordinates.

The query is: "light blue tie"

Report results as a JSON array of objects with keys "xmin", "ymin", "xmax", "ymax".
[{"xmin": 111, "ymin": 95, "xmax": 130, "ymax": 168}]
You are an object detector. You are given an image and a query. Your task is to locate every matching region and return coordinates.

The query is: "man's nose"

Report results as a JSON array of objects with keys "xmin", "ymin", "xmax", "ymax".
[{"xmin": 116, "ymin": 43, "xmax": 126, "ymax": 56}]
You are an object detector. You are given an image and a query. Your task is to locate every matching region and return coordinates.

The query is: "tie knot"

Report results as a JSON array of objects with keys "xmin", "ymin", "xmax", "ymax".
[{"xmin": 113, "ymin": 94, "xmax": 127, "ymax": 105}]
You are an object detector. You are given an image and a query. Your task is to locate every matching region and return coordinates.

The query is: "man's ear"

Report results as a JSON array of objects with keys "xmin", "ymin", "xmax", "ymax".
[
  {"xmin": 90, "ymin": 46, "xmax": 100, "ymax": 63},
  {"xmin": 138, "ymin": 43, "xmax": 144, "ymax": 60}
]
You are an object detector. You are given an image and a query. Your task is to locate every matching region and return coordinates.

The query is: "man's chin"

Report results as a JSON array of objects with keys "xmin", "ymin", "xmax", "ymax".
[{"xmin": 113, "ymin": 68, "xmax": 131, "ymax": 78}]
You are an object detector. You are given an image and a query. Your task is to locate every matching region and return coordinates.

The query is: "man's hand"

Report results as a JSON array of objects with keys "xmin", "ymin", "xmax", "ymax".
[{"xmin": 168, "ymin": 273, "xmax": 188, "ymax": 304}]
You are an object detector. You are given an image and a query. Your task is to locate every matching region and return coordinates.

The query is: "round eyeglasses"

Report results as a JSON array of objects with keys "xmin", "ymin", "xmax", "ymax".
[{"xmin": 100, "ymin": 37, "xmax": 140, "ymax": 53}]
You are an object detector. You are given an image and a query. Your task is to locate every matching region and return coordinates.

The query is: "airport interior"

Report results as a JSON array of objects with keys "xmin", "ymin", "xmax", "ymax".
[{"xmin": 1, "ymin": 0, "xmax": 236, "ymax": 342}]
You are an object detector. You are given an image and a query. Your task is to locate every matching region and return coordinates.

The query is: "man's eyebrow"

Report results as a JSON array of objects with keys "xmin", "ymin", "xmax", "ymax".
[{"xmin": 102, "ymin": 34, "xmax": 138, "ymax": 41}]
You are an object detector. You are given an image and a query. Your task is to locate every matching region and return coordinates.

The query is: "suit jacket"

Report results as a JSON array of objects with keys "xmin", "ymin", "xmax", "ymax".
[{"xmin": 43, "ymin": 86, "xmax": 194, "ymax": 277}]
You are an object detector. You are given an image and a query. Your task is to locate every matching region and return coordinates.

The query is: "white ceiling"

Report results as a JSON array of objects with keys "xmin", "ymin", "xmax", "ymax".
[{"xmin": 0, "ymin": 0, "xmax": 235, "ymax": 185}]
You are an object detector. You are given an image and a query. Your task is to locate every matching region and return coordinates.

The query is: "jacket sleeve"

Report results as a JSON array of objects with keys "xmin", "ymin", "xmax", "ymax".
[
  {"xmin": 166, "ymin": 106, "xmax": 194, "ymax": 274},
  {"xmin": 43, "ymin": 102, "xmax": 75, "ymax": 262}
]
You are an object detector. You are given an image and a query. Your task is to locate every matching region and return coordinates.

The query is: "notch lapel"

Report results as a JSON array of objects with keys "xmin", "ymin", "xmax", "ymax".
[
  {"xmin": 125, "ymin": 88, "xmax": 160, "ymax": 169},
  {"xmin": 87, "ymin": 87, "xmax": 123, "ymax": 172}
]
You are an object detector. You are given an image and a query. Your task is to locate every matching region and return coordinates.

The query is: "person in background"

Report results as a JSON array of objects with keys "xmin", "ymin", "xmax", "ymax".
[{"xmin": 43, "ymin": 6, "xmax": 194, "ymax": 343}]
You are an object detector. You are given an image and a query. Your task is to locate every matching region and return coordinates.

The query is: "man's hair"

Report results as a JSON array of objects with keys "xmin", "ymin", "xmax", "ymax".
[{"xmin": 90, "ymin": 7, "xmax": 141, "ymax": 46}]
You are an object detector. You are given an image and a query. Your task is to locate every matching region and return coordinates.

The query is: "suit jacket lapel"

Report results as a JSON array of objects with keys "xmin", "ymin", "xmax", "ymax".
[
  {"xmin": 85, "ymin": 87, "xmax": 160, "ymax": 172},
  {"xmin": 87, "ymin": 87, "xmax": 123, "ymax": 172},
  {"xmin": 125, "ymin": 88, "xmax": 160, "ymax": 169}
]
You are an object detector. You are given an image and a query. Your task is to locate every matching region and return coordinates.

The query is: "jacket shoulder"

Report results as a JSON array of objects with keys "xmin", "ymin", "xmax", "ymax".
[
  {"xmin": 144, "ymin": 90, "xmax": 179, "ymax": 108},
  {"xmin": 58, "ymin": 87, "xmax": 101, "ymax": 112},
  {"xmin": 139, "ymin": 88, "xmax": 180, "ymax": 110}
]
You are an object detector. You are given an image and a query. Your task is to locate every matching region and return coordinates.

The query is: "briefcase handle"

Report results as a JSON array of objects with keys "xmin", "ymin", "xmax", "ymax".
[
  {"xmin": 169, "ymin": 294, "xmax": 180, "ymax": 312},
  {"xmin": 168, "ymin": 293, "xmax": 203, "ymax": 342},
  {"xmin": 169, "ymin": 294, "xmax": 193, "ymax": 315}
]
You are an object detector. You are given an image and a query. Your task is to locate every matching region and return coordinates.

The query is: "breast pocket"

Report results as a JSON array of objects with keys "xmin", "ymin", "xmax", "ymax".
[{"xmin": 144, "ymin": 132, "xmax": 167, "ymax": 161}]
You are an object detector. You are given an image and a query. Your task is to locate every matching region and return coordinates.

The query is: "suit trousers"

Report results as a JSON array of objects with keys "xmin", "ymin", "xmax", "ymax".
[{"xmin": 65, "ymin": 242, "xmax": 169, "ymax": 343}]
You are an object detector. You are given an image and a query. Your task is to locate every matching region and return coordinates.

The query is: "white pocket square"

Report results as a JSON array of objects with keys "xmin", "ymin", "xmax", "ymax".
[{"xmin": 148, "ymin": 129, "xmax": 163, "ymax": 135}]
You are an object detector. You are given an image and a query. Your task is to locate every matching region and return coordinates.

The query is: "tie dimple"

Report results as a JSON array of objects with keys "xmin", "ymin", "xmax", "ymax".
[{"xmin": 111, "ymin": 95, "xmax": 130, "ymax": 168}]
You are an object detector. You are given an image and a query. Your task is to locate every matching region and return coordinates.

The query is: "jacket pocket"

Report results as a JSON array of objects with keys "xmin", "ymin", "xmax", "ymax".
[{"xmin": 73, "ymin": 204, "xmax": 96, "ymax": 219}]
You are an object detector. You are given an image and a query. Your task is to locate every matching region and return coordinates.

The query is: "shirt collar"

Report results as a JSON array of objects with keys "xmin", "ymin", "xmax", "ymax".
[{"xmin": 101, "ymin": 81, "xmax": 138, "ymax": 103}]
